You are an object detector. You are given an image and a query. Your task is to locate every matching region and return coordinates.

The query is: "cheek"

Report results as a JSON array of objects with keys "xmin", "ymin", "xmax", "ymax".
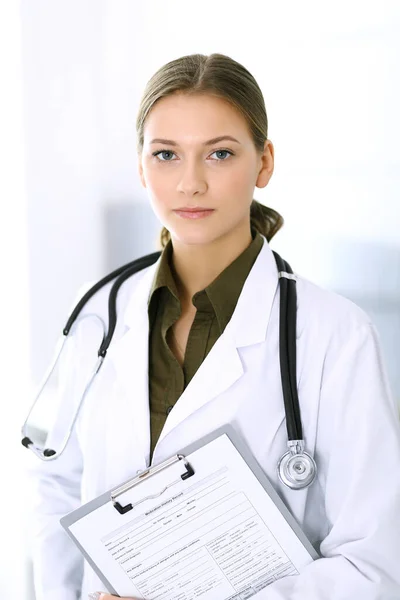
[
  {"xmin": 213, "ymin": 162, "xmax": 255, "ymax": 196},
  {"xmin": 143, "ymin": 166, "xmax": 174, "ymax": 206}
]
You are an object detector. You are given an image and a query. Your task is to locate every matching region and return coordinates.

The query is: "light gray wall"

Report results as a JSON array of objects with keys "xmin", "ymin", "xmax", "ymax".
[
  {"xmin": 16, "ymin": 2, "xmax": 400, "ymax": 599},
  {"xmin": 0, "ymin": 3, "xmax": 31, "ymax": 599},
  {"xmin": 22, "ymin": 0, "xmax": 400, "ymax": 398}
]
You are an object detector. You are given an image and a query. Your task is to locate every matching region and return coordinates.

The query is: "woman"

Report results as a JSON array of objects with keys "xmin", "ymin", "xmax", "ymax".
[{"xmin": 32, "ymin": 53, "xmax": 400, "ymax": 600}]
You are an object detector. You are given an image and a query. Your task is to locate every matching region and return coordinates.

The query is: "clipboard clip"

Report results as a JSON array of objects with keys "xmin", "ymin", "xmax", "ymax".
[{"xmin": 111, "ymin": 454, "xmax": 195, "ymax": 515}]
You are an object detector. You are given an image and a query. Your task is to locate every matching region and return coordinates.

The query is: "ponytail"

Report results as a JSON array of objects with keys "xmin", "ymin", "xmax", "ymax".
[{"xmin": 249, "ymin": 199, "xmax": 283, "ymax": 242}]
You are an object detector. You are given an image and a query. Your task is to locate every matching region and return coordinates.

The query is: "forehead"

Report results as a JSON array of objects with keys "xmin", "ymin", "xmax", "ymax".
[{"xmin": 143, "ymin": 93, "xmax": 251, "ymax": 142}]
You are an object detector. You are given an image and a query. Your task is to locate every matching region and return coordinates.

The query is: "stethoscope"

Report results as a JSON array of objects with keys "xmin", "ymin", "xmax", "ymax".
[{"xmin": 21, "ymin": 249, "xmax": 317, "ymax": 490}]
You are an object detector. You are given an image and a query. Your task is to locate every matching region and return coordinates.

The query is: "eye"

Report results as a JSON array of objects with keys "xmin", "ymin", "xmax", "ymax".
[
  {"xmin": 152, "ymin": 148, "xmax": 234, "ymax": 162},
  {"xmin": 209, "ymin": 149, "xmax": 234, "ymax": 161},
  {"xmin": 152, "ymin": 150, "xmax": 177, "ymax": 162}
]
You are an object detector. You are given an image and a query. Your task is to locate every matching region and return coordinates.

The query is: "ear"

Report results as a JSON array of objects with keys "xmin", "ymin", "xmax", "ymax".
[
  {"xmin": 255, "ymin": 140, "xmax": 274, "ymax": 189},
  {"xmin": 138, "ymin": 154, "xmax": 146, "ymax": 188}
]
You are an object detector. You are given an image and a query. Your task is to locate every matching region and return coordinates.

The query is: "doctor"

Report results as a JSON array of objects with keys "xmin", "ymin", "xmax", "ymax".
[{"xmin": 31, "ymin": 53, "xmax": 400, "ymax": 600}]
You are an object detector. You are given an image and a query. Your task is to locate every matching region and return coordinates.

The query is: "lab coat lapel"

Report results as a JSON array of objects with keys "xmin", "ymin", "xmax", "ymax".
[
  {"xmin": 157, "ymin": 238, "xmax": 280, "ymax": 445},
  {"xmin": 158, "ymin": 327, "xmax": 244, "ymax": 443},
  {"xmin": 227, "ymin": 236, "xmax": 278, "ymax": 348}
]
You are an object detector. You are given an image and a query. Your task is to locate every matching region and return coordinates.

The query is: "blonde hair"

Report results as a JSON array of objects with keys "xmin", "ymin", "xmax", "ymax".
[{"xmin": 136, "ymin": 53, "xmax": 283, "ymax": 247}]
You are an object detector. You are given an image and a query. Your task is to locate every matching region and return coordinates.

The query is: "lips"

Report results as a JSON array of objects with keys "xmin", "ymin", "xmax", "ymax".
[
  {"xmin": 173, "ymin": 207, "xmax": 215, "ymax": 220},
  {"xmin": 175, "ymin": 207, "xmax": 211, "ymax": 212}
]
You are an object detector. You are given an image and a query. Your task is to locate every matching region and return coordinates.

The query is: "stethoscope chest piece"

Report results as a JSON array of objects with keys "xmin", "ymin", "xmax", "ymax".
[{"xmin": 277, "ymin": 440, "xmax": 317, "ymax": 490}]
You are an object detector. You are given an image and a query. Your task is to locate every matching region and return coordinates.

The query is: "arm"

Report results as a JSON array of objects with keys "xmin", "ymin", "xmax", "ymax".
[
  {"xmin": 88, "ymin": 323, "xmax": 400, "ymax": 600},
  {"xmin": 260, "ymin": 322, "xmax": 400, "ymax": 599},
  {"xmin": 28, "ymin": 294, "xmax": 97, "ymax": 600},
  {"xmin": 29, "ymin": 424, "xmax": 84, "ymax": 600}
]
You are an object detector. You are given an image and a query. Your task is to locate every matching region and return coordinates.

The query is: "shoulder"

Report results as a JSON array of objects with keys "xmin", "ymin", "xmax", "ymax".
[
  {"xmin": 259, "ymin": 238, "xmax": 372, "ymax": 344},
  {"xmin": 295, "ymin": 274, "xmax": 376, "ymax": 360},
  {"xmin": 70, "ymin": 261, "xmax": 157, "ymax": 324},
  {"xmin": 293, "ymin": 275, "xmax": 387, "ymax": 398},
  {"xmin": 296, "ymin": 274, "xmax": 372, "ymax": 330}
]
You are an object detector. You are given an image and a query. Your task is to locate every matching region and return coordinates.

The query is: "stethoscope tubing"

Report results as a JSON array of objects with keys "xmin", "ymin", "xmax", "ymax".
[
  {"xmin": 273, "ymin": 252, "xmax": 302, "ymax": 442},
  {"xmin": 64, "ymin": 251, "xmax": 161, "ymax": 355},
  {"xmin": 21, "ymin": 313, "xmax": 107, "ymax": 460},
  {"xmin": 22, "ymin": 246, "xmax": 316, "ymax": 488}
]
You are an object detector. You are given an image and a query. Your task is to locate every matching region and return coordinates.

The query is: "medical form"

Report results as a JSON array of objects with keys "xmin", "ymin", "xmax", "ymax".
[{"xmin": 61, "ymin": 427, "xmax": 318, "ymax": 599}]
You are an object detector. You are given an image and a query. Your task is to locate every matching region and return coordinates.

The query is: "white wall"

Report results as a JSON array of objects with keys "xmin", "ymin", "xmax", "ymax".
[
  {"xmin": 22, "ymin": 0, "xmax": 400, "ymax": 393},
  {"xmin": 0, "ymin": 1, "xmax": 31, "ymax": 598},
  {"xmin": 21, "ymin": 0, "xmax": 105, "ymax": 382},
  {"xmin": 19, "ymin": 2, "xmax": 400, "ymax": 596}
]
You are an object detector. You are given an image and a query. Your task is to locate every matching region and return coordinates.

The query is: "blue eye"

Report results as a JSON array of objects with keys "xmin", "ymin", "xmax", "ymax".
[
  {"xmin": 210, "ymin": 150, "xmax": 233, "ymax": 160},
  {"xmin": 153, "ymin": 150, "xmax": 176, "ymax": 161},
  {"xmin": 152, "ymin": 148, "xmax": 234, "ymax": 162}
]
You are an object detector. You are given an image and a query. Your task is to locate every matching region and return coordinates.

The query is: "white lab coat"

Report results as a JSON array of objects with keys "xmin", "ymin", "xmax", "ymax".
[{"xmin": 30, "ymin": 237, "xmax": 400, "ymax": 600}]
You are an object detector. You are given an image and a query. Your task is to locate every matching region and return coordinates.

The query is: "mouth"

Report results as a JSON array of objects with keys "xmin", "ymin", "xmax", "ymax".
[{"xmin": 173, "ymin": 207, "xmax": 215, "ymax": 220}]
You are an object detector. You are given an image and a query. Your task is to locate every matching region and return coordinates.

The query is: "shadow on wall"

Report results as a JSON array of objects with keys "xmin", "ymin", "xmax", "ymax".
[
  {"xmin": 103, "ymin": 199, "xmax": 162, "ymax": 272},
  {"xmin": 324, "ymin": 238, "xmax": 400, "ymax": 402},
  {"xmin": 103, "ymin": 202, "xmax": 400, "ymax": 401}
]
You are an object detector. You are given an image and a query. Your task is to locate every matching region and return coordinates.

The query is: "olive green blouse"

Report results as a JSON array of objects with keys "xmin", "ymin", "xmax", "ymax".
[{"xmin": 147, "ymin": 231, "xmax": 264, "ymax": 459}]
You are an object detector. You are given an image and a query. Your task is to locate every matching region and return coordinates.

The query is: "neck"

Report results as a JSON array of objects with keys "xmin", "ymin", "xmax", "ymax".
[{"xmin": 170, "ymin": 223, "xmax": 253, "ymax": 311}]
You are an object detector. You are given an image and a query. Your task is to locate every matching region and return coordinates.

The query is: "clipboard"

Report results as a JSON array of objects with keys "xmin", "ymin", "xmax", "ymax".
[{"xmin": 61, "ymin": 424, "xmax": 319, "ymax": 598}]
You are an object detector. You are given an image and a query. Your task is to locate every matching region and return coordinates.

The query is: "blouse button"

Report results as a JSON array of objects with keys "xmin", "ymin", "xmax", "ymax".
[{"xmin": 166, "ymin": 405, "xmax": 173, "ymax": 415}]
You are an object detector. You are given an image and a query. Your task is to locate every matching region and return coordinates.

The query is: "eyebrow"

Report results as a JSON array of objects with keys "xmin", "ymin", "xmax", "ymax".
[{"xmin": 149, "ymin": 135, "xmax": 241, "ymax": 146}]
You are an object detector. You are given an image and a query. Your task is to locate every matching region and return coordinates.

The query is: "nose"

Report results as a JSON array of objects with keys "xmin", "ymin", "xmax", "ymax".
[{"xmin": 176, "ymin": 159, "xmax": 208, "ymax": 196}]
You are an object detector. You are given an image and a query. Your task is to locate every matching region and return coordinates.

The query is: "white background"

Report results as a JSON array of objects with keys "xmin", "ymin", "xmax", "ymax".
[{"xmin": 1, "ymin": 1, "xmax": 399, "ymax": 598}]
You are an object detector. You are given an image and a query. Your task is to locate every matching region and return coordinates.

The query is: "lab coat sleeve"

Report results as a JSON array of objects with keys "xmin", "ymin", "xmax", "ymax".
[
  {"xmin": 28, "ymin": 288, "xmax": 96, "ymax": 600},
  {"xmin": 259, "ymin": 321, "xmax": 400, "ymax": 600},
  {"xmin": 29, "ymin": 425, "xmax": 84, "ymax": 600}
]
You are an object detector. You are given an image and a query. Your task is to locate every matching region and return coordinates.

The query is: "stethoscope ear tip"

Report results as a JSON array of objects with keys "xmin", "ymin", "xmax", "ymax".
[
  {"xmin": 43, "ymin": 448, "xmax": 57, "ymax": 457},
  {"xmin": 21, "ymin": 436, "xmax": 57, "ymax": 459},
  {"xmin": 21, "ymin": 436, "xmax": 32, "ymax": 449}
]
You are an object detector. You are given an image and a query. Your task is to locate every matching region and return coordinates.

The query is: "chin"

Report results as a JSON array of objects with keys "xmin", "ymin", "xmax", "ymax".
[{"xmin": 169, "ymin": 224, "xmax": 224, "ymax": 247}]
